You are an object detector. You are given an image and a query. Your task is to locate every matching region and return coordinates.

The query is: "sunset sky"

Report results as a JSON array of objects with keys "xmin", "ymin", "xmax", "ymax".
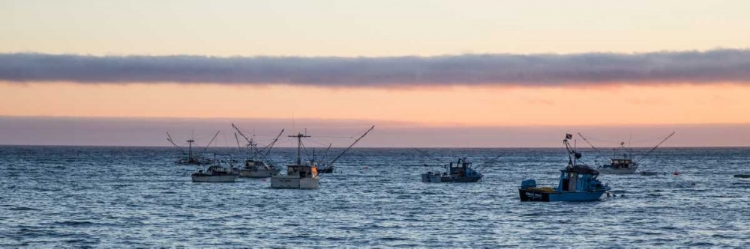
[{"xmin": 1, "ymin": 0, "xmax": 750, "ymax": 147}]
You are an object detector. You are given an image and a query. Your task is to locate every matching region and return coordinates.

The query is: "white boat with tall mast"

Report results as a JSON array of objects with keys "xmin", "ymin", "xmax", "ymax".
[
  {"xmin": 271, "ymin": 126, "xmax": 374, "ymax": 189},
  {"xmin": 271, "ymin": 132, "xmax": 320, "ymax": 189},
  {"xmin": 232, "ymin": 124, "xmax": 283, "ymax": 178},
  {"xmin": 578, "ymin": 132, "xmax": 675, "ymax": 175}
]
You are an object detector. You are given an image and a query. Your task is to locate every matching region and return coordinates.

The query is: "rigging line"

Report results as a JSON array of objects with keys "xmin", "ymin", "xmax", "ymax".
[
  {"xmin": 474, "ymin": 153, "xmax": 507, "ymax": 173},
  {"xmin": 577, "ymin": 133, "xmax": 609, "ymax": 162},
  {"xmin": 414, "ymin": 148, "xmax": 445, "ymax": 166},
  {"xmin": 313, "ymin": 135, "xmax": 355, "ymax": 139}
]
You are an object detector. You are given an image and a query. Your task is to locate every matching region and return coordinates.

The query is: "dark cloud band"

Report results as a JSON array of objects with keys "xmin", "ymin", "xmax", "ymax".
[{"xmin": 1, "ymin": 49, "xmax": 749, "ymax": 87}]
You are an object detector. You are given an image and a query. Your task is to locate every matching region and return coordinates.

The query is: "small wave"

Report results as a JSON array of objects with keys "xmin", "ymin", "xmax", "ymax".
[{"xmin": 8, "ymin": 206, "xmax": 40, "ymax": 211}]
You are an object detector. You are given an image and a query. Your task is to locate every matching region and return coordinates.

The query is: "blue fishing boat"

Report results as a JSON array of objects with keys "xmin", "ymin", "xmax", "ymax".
[{"xmin": 519, "ymin": 134, "xmax": 610, "ymax": 202}]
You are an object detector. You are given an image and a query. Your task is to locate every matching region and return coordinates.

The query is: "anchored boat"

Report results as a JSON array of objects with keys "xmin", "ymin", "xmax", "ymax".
[
  {"xmin": 421, "ymin": 158, "xmax": 483, "ymax": 183},
  {"xmin": 232, "ymin": 124, "xmax": 283, "ymax": 178},
  {"xmin": 597, "ymin": 142, "xmax": 639, "ymax": 174},
  {"xmin": 519, "ymin": 134, "xmax": 610, "ymax": 202},
  {"xmin": 578, "ymin": 132, "xmax": 675, "ymax": 175},
  {"xmin": 271, "ymin": 132, "xmax": 320, "ymax": 189},
  {"xmin": 191, "ymin": 155, "xmax": 239, "ymax": 182},
  {"xmin": 167, "ymin": 131, "xmax": 220, "ymax": 165},
  {"xmin": 270, "ymin": 126, "xmax": 374, "ymax": 189}
]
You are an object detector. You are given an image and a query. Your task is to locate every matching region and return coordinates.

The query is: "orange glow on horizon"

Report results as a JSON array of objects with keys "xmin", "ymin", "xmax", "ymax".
[{"xmin": 2, "ymin": 82, "xmax": 750, "ymax": 127}]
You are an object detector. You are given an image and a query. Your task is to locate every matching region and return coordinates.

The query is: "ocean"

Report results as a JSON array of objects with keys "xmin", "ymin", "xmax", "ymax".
[{"xmin": 1, "ymin": 146, "xmax": 749, "ymax": 247}]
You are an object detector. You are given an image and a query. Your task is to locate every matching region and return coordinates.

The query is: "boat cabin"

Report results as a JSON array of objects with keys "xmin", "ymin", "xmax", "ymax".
[
  {"xmin": 557, "ymin": 165, "xmax": 605, "ymax": 192},
  {"xmin": 609, "ymin": 158, "xmax": 635, "ymax": 168},
  {"xmin": 446, "ymin": 158, "xmax": 481, "ymax": 178},
  {"xmin": 286, "ymin": 164, "xmax": 318, "ymax": 179}
]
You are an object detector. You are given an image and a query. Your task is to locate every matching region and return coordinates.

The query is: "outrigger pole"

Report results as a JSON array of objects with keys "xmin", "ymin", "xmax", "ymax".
[
  {"xmin": 261, "ymin": 129, "xmax": 285, "ymax": 159},
  {"xmin": 232, "ymin": 123, "xmax": 262, "ymax": 157},
  {"xmin": 202, "ymin": 131, "xmax": 221, "ymax": 152},
  {"xmin": 166, "ymin": 132, "xmax": 185, "ymax": 154},
  {"xmin": 474, "ymin": 153, "xmax": 506, "ymax": 173},
  {"xmin": 577, "ymin": 133, "xmax": 602, "ymax": 153},
  {"xmin": 327, "ymin": 126, "xmax": 375, "ymax": 166},
  {"xmin": 635, "ymin": 131, "xmax": 675, "ymax": 163}
]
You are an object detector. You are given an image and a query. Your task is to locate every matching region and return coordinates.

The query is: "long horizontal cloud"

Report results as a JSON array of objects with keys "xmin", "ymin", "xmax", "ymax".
[{"xmin": 1, "ymin": 49, "xmax": 750, "ymax": 87}]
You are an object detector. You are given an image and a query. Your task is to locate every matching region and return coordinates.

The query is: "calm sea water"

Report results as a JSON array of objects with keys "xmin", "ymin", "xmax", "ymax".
[{"xmin": 1, "ymin": 146, "xmax": 749, "ymax": 247}]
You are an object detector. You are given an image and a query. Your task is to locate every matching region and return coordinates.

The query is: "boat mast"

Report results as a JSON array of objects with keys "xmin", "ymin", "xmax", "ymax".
[
  {"xmin": 563, "ymin": 134, "xmax": 581, "ymax": 166},
  {"xmin": 289, "ymin": 132, "xmax": 311, "ymax": 165},
  {"xmin": 187, "ymin": 139, "xmax": 195, "ymax": 160}
]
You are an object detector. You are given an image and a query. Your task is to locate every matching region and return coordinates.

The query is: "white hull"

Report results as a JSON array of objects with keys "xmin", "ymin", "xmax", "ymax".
[
  {"xmin": 597, "ymin": 167, "xmax": 638, "ymax": 175},
  {"xmin": 271, "ymin": 175, "xmax": 319, "ymax": 189},
  {"xmin": 239, "ymin": 168, "xmax": 279, "ymax": 178},
  {"xmin": 192, "ymin": 175, "xmax": 238, "ymax": 182}
]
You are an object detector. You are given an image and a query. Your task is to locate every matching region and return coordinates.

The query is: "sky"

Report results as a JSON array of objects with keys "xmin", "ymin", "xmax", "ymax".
[{"xmin": 1, "ymin": 0, "xmax": 750, "ymax": 147}]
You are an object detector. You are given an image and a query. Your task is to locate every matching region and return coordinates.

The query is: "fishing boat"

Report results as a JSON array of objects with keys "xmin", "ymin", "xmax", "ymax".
[
  {"xmin": 270, "ymin": 132, "xmax": 320, "ymax": 189},
  {"xmin": 597, "ymin": 142, "xmax": 639, "ymax": 174},
  {"xmin": 519, "ymin": 134, "xmax": 610, "ymax": 202},
  {"xmin": 191, "ymin": 155, "xmax": 239, "ymax": 182},
  {"xmin": 231, "ymin": 124, "xmax": 284, "ymax": 178},
  {"xmin": 421, "ymin": 158, "xmax": 484, "ymax": 183},
  {"xmin": 271, "ymin": 126, "xmax": 374, "ymax": 189},
  {"xmin": 167, "ymin": 131, "xmax": 220, "ymax": 165},
  {"xmin": 578, "ymin": 132, "xmax": 674, "ymax": 175}
]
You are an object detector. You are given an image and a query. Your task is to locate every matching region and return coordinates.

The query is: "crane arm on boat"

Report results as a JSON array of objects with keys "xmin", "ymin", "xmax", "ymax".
[{"xmin": 166, "ymin": 132, "xmax": 185, "ymax": 154}]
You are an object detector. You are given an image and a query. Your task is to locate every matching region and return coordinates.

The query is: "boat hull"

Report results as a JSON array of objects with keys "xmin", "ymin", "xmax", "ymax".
[
  {"xmin": 519, "ymin": 188, "xmax": 606, "ymax": 202},
  {"xmin": 421, "ymin": 173, "xmax": 481, "ymax": 183},
  {"xmin": 270, "ymin": 176, "xmax": 319, "ymax": 189},
  {"xmin": 191, "ymin": 174, "xmax": 238, "ymax": 183},
  {"xmin": 238, "ymin": 168, "xmax": 279, "ymax": 178}
]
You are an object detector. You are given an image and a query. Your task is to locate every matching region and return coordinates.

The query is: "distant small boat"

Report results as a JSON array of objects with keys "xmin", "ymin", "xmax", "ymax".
[
  {"xmin": 734, "ymin": 174, "xmax": 750, "ymax": 178},
  {"xmin": 597, "ymin": 143, "xmax": 639, "ymax": 175},
  {"xmin": 421, "ymin": 158, "xmax": 483, "ymax": 183},
  {"xmin": 192, "ymin": 165, "xmax": 239, "ymax": 183},
  {"xmin": 167, "ymin": 131, "xmax": 220, "ymax": 166},
  {"xmin": 640, "ymin": 171, "xmax": 661, "ymax": 176},
  {"xmin": 578, "ymin": 132, "xmax": 674, "ymax": 175},
  {"xmin": 519, "ymin": 134, "xmax": 611, "ymax": 202},
  {"xmin": 191, "ymin": 154, "xmax": 240, "ymax": 182},
  {"xmin": 231, "ymin": 124, "xmax": 284, "ymax": 178}
]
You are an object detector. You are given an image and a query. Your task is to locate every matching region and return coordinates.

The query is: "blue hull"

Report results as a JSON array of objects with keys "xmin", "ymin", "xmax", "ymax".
[{"xmin": 519, "ymin": 188, "xmax": 606, "ymax": 202}]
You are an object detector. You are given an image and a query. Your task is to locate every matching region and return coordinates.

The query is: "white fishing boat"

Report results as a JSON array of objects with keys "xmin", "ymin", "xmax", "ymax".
[
  {"xmin": 270, "ymin": 126, "xmax": 374, "ymax": 190},
  {"xmin": 271, "ymin": 132, "xmax": 320, "ymax": 189},
  {"xmin": 231, "ymin": 124, "xmax": 284, "ymax": 178},
  {"xmin": 167, "ymin": 131, "xmax": 220, "ymax": 165},
  {"xmin": 578, "ymin": 132, "xmax": 674, "ymax": 175},
  {"xmin": 238, "ymin": 159, "xmax": 281, "ymax": 178},
  {"xmin": 597, "ymin": 143, "xmax": 639, "ymax": 174},
  {"xmin": 191, "ymin": 154, "xmax": 240, "ymax": 182}
]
